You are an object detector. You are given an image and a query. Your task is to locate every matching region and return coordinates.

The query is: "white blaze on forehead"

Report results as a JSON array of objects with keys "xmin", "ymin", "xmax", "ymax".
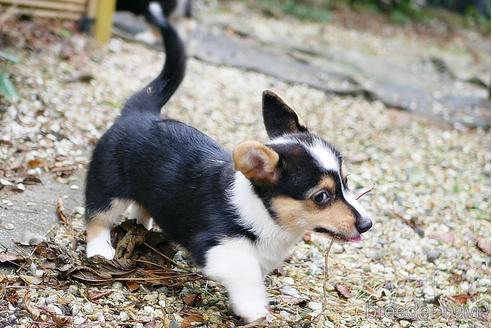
[
  {"xmin": 305, "ymin": 139, "xmax": 371, "ymax": 223},
  {"xmin": 267, "ymin": 135, "xmax": 295, "ymax": 146},
  {"xmin": 305, "ymin": 139, "xmax": 340, "ymax": 172},
  {"xmin": 343, "ymin": 190, "xmax": 369, "ymax": 218}
]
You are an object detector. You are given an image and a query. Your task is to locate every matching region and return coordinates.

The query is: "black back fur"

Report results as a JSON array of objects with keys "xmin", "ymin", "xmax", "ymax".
[{"xmin": 85, "ymin": 21, "xmax": 255, "ymax": 266}]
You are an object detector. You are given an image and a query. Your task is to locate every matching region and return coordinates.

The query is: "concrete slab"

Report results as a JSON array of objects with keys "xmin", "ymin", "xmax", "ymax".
[{"xmin": 0, "ymin": 173, "xmax": 84, "ymax": 254}]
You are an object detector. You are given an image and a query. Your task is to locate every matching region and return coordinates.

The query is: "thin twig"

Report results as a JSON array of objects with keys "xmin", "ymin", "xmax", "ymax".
[
  {"xmin": 356, "ymin": 185, "xmax": 375, "ymax": 200},
  {"xmin": 111, "ymin": 274, "xmax": 197, "ymax": 282},
  {"xmin": 315, "ymin": 238, "xmax": 335, "ymax": 321},
  {"xmin": 135, "ymin": 259, "xmax": 172, "ymax": 270},
  {"xmin": 142, "ymin": 242, "xmax": 196, "ymax": 274}
]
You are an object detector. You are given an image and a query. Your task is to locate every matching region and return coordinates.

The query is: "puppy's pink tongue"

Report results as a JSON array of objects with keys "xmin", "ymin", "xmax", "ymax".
[{"xmin": 348, "ymin": 235, "xmax": 364, "ymax": 242}]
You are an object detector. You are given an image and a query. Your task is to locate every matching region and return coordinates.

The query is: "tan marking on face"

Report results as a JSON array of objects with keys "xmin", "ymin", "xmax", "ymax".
[
  {"xmin": 271, "ymin": 197, "xmax": 357, "ymax": 236},
  {"xmin": 233, "ymin": 141, "xmax": 279, "ymax": 183},
  {"xmin": 309, "ymin": 176, "xmax": 336, "ymax": 196}
]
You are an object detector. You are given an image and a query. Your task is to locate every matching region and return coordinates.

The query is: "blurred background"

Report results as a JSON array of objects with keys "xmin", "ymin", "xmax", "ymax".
[{"xmin": 0, "ymin": 1, "xmax": 490, "ymax": 327}]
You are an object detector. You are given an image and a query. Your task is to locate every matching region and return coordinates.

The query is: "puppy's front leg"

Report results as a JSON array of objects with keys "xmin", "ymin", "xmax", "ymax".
[{"xmin": 203, "ymin": 238, "xmax": 268, "ymax": 323}]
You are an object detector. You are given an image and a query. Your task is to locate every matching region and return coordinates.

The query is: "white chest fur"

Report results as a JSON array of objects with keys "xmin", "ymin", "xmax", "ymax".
[
  {"xmin": 201, "ymin": 173, "xmax": 303, "ymax": 322},
  {"xmin": 229, "ymin": 172, "xmax": 302, "ymax": 274}
]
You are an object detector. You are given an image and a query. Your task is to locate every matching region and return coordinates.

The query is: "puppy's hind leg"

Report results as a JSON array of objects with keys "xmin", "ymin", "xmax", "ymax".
[
  {"xmin": 203, "ymin": 238, "xmax": 268, "ymax": 323},
  {"xmin": 128, "ymin": 203, "xmax": 153, "ymax": 230},
  {"xmin": 86, "ymin": 199, "xmax": 130, "ymax": 260}
]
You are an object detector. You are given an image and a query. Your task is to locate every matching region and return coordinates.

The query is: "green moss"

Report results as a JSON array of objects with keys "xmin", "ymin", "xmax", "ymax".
[{"xmin": 254, "ymin": 0, "xmax": 331, "ymax": 22}]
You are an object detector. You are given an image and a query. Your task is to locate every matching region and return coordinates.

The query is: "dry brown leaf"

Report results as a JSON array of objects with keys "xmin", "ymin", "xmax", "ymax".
[
  {"xmin": 181, "ymin": 311, "xmax": 205, "ymax": 328},
  {"xmin": 126, "ymin": 281, "xmax": 140, "ymax": 292},
  {"xmin": 26, "ymin": 158, "xmax": 47, "ymax": 169},
  {"xmin": 114, "ymin": 225, "xmax": 148, "ymax": 259},
  {"xmin": 19, "ymin": 275, "xmax": 43, "ymax": 285},
  {"xmin": 0, "ymin": 251, "xmax": 25, "ymax": 263},
  {"xmin": 39, "ymin": 305, "xmax": 71, "ymax": 327},
  {"xmin": 451, "ymin": 294, "xmax": 471, "ymax": 304},
  {"xmin": 34, "ymin": 242, "xmax": 57, "ymax": 260},
  {"xmin": 476, "ymin": 239, "xmax": 491, "ymax": 256},
  {"xmin": 55, "ymin": 198, "xmax": 71, "ymax": 226},
  {"xmin": 335, "ymin": 283, "xmax": 352, "ymax": 299},
  {"xmin": 51, "ymin": 313, "xmax": 71, "ymax": 327},
  {"xmin": 23, "ymin": 291, "xmax": 40, "ymax": 319},
  {"xmin": 183, "ymin": 293, "xmax": 201, "ymax": 306},
  {"xmin": 87, "ymin": 289, "xmax": 113, "ymax": 301},
  {"xmin": 5, "ymin": 289, "xmax": 19, "ymax": 304}
]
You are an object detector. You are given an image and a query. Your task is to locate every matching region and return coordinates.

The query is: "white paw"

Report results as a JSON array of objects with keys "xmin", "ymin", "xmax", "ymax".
[
  {"xmin": 86, "ymin": 238, "xmax": 115, "ymax": 260},
  {"xmin": 236, "ymin": 303, "xmax": 269, "ymax": 324}
]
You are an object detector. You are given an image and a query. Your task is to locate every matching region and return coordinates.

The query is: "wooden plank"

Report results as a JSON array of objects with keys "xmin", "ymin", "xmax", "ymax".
[
  {"xmin": 93, "ymin": 0, "xmax": 116, "ymax": 43},
  {"xmin": 87, "ymin": 0, "xmax": 97, "ymax": 17},
  {"xmin": 0, "ymin": 6, "xmax": 82, "ymax": 19},
  {"xmin": 0, "ymin": 0, "xmax": 84, "ymax": 12},
  {"xmin": 50, "ymin": 0, "xmax": 87, "ymax": 3},
  {"xmin": 0, "ymin": 0, "xmax": 87, "ymax": 3}
]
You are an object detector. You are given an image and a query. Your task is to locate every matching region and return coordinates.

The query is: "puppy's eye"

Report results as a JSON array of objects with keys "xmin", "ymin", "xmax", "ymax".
[{"xmin": 312, "ymin": 190, "xmax": 331, "ymax": 206}]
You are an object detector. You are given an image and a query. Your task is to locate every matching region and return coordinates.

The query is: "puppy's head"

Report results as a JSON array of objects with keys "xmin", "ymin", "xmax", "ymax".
[{"xmin": 232, "ymin": 90, "xmax": 373, "ymax": 242}]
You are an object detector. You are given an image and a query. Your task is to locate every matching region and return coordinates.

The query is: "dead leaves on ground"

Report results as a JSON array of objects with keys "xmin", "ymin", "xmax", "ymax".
[
  {"xmin": 450, "ymin": 293, "xmax": 472, "ymax": 305},
  {"xmin": 22, "ymin": 291, "xmax": 71, "ymax": 327},
  {"xmin": 64, "ymin": 220, "xmax": 200, "ymax": 287},
  {"xmin": 182, "ymin": 293, "xmax": 202, "ymax": 306},
  {"xmin": 87, "ymin": 289, "xmax": 113, "ymax": 302},
  {"xmin": 181, "ymin": 310, "xmax": 206, "ymax": 328},
  {"xmin": 2, "ymin": 218, "xmax": 198, "ymax": 302},
  {"xmin": 0, "ymin": 250, "xmax": 25, "ymax": 263}
]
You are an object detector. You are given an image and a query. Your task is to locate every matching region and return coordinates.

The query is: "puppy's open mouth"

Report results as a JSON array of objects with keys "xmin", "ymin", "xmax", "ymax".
[{"xmin": 313, "ymin": 227, "xmax": 363, "ymax": 243}]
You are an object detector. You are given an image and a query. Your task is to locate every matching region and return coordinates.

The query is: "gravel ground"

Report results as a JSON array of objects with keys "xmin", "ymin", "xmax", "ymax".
[{"xmin": 0, "ymin": 8, "xmax": 490, "ymax": 328}]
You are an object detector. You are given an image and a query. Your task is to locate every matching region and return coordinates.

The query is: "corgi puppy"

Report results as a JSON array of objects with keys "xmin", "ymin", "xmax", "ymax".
[{"xmin": 85, "ymin": 20, "xmax": 372, "ymax": 323}]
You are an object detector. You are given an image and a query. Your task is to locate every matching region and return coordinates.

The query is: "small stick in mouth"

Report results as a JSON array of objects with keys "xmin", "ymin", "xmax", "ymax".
[{"xmin": 356, "ymin": 185, "xmax": 375, "ymax": 200}]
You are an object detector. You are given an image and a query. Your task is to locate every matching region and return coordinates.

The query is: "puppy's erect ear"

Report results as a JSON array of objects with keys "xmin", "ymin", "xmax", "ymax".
[
  {"xmin": 262, "ymin": 90, "xmax": 308, "ymax": 139},
  {"xmin": 233, "ymin": 141, "xmax": 280, "ymax": 184}
]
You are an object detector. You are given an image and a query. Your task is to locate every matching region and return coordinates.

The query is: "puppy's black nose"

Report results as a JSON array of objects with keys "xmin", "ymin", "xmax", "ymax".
[{"xmin": 357, "ymin": 217, "xmax": 373, "ymax": 233}]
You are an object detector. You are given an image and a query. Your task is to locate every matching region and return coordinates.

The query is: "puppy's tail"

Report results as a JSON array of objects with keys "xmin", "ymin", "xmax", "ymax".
[{"xmin": 122, "ymin": 20, "xmax": 186, "ymax": 116}]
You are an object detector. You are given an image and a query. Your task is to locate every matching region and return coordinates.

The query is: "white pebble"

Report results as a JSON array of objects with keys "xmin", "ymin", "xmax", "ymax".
[
  {"xmin": 73, "ymin": 316, "xmax": 86, "ymax": 325},
  {"xmin": 308, "ymin": 301, "xmax": 322, "ymax": 311},
  {"xmin": 119, "ymin": 311, "xmax": 128, "ymax": 321}
]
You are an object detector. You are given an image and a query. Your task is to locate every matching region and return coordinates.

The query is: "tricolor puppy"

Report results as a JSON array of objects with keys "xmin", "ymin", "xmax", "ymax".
[{"xmin": 85, "ymin": 21, "xmax": 373, "ymax": 324}]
